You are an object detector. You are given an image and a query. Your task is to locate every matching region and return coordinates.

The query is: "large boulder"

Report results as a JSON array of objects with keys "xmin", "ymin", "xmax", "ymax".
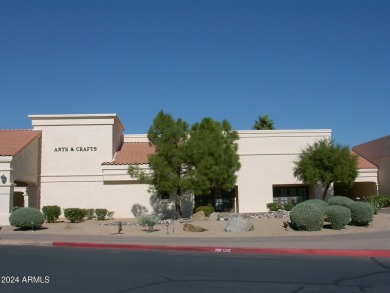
[
  {"xmin": 183, "ymin": 223, "xmax": 207, "ymax": 232},
  {"xmin": 192, "ymin": 211, "xmax": 207, "ymax": 222},
  {"xmin": 225, "ymin": 216, "xmax": 254, "ymax": 233}
]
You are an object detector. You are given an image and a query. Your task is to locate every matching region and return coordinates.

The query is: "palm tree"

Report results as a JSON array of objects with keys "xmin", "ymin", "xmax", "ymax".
[{"xmin": 252, "ymin": 115, "xmax": 275, "ymax": 130}]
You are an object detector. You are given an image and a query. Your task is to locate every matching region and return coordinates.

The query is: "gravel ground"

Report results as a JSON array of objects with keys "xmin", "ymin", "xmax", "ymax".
[{"xmin": 2, "ymin": 208, "xmax": 390, "ymax": 238}]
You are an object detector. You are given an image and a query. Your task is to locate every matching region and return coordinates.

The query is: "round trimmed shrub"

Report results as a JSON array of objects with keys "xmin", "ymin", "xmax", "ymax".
[
  {"xmin": 42, "ymin": 205, "xmax": 61, "ymax": 223},
  {"xmin": 290, "ymin": 203, "xmax": 324, "ymax": 231},
  {"xmin": 348, "ymin": 202, "xmax": 374, "ymax": 226},
  {"xmin": 327, "ymin": 196, "xmax": 354, "ymax": 207},
  {"xmin": 9, "ymin": 207, "xmax": 45, "ymax": 229},
  {"xmin": 300, "ymin": 199, "xmax": 329, "ymax": 216},
  {"xmin": 325, "ymin": 205, "xmax": 351, "ymax": 230}
]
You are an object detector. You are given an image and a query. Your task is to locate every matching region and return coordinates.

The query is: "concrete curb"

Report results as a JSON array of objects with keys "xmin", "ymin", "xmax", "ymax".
[{"xmin": 52, "ymin": 241, "xmax": 390, "ymax": 257}]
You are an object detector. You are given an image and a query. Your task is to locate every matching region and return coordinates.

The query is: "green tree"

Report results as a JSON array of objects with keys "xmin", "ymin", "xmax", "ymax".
[
  {"xmin": 128, "ymin": 111, "xmax": 241, "ymax": 219},
  {"xmin": 129, "ymin": 111, "xmax": 191, "ymax": 218},
  {"xmin": 186, "ymin": 117, "xmax": 241, "ymax": 195},
  {"xmin": 293, "ymin": 139, "xmax": 358, "ymax": 200},
  {"xmin": 252, "ymin": 114, "xmax": 275, "ymax": 130}
]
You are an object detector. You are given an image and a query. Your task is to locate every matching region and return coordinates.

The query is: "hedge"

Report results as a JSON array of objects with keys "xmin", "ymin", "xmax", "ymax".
[
  {"xmin": 42, "ymin": 205, "xmax": 61, "ymax": 223},
  {"xmin": 63, "ymin": 208, "xmax": 86, "ymax": 223}
]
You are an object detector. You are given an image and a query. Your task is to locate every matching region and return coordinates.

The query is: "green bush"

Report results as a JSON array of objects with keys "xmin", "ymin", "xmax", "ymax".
[
  {"xmin": 266, "ymin": 202, "xmax": 281, "ymax": 212},
  {"xmin": 290, "ymin": 203, "xmax": 324, "ymax": 231},
  {"xmin": 348, "ymin": 202, "xmax": 374, "ymax": 226},
  {"xmin": 283, "ymin": 203, "xmax": 294, "ymax": 211},
  {"xmin": 300, "ymin": 199, "xmax": 329, "ymax": 216},
  {"xmin": 63, "ymin": 208, "xmax": 86, "ymax": 223},
  {"xmin": 376, "ymin": 195, "xmax": 390, "ymax": 207},
  {"xmin": 85, "ymin": 209, "xmax": 95, "ymax": 220},
  {"xmin": 9, "ymin": 207, "xmax": 45, "ymax": 229},
  {"xmin": 95, "ymin": 208, "xmax": 108, "ymax": 220},
  {"xmin": 195, "ymin": 204, "xmax": 215, "ymax": 217},
  {"xmin": 42, "ymin": 205, "xmax": 61, "ymax": 223},
  {"xmin": 327, "ymin": 196, "xmax": 354, "ymax": 207},
  {"xmin": 325, "ymin": 205, "xmax": 351, "ymax": 230},
  {"xmin": 138, "ymin": 214, "xmax": 161, "ymax": 232}
]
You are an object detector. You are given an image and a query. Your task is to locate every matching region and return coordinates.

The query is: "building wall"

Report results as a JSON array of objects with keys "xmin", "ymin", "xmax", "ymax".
[
  {"xmin": 353, "ymin": 135, "xmax": 390, "ymax": 195},
  {"xmin": 379, "ymin": 157, "xmax": 390, "ymax": 195},
  {"xmin": 11, "ymin": 136, "xmax": 41, "ymax": 185},
  {"xmin": 29, "ymin": 114, "xmax": 138, "ymax": 218},
  {"xmin": 40, "ymin": 181, "xmax": 149, "ymax": 218},
  {"xmin": 0, "ymin": 156, "xmax": 13, "ymax": 224},
  {"xmin": 236, "ymin": 130, "xmax": 332, "ymax": 212},
  {"xmin": 25, "ymin": 114, "xmax": 334, "ymax": 218}
]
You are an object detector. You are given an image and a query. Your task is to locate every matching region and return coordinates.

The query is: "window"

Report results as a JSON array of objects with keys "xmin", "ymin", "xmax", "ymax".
[{"xmin": 273, "ymin": 186, "xmax": 309, "ymax": 205}]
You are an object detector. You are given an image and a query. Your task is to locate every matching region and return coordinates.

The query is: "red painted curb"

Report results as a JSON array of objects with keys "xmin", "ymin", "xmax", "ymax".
[{"xmin": 52, "ymin": 242, "xmax": 390, "ymax": 257}]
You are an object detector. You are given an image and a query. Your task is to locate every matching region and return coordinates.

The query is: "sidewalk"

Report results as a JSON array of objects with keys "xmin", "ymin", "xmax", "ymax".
[{"xmin": 1, "ymin": 209, "xmax": 390, "ymax": 257}]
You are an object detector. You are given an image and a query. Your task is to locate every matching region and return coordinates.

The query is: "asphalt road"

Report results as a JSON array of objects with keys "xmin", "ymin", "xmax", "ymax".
[{"xmin": 0, "ymin": 246, "xmax": 390, "ymax": 292}]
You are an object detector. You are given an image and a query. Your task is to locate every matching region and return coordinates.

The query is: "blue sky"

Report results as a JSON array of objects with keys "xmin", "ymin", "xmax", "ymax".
[{"xmin": 1, "ymin": 0, "xmax": 389, "ymax": 147}]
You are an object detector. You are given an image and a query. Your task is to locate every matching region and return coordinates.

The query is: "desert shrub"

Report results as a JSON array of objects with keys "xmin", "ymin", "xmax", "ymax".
[
  {"xmin": 95, "ymin": 208, "xmax": 108, "ymax": 220},
  {"xmin": 290, "ymin": 203, "xmax": 324, "ymax": 231},
  {"xmin": 300, "ymin": 199, "xmax": 328, "ymax": 216},
  {"xmin": 348, "ymin": 202, "xmax": 374, "ymax": 226},
  {"xmin": 327, "ymin": 196, "xmax": 354, "ymax": 207},
  {"xmin": 63, "ymin": 208, "xmax": 86, "ymax": 223},
  {"xmin": 283, "ymin": 203, "xmax": 294, "ymax": 211},
  {"xmin": 364, "ymin": 196, "xmax": 384, "ymax": 215},
  {"xmin": 85, "ymin": 209, "xmax": 95, "ymax": 220},
  {"xmin": 131, "ymin": 204, "xmax": 149, "ymax": 218},
  {"xmin": 376, "ymin": 195, "xmax": 390, "ymax": 207},
  {"xmin": 325, "ymin": 205, "xmax": 351, "ymax": 230},
  {"xmin": 138, "ymin": 214, "xmax": 161, "ymax": 232},
  {"xmin": 266, "ymin": 202, "xmax": 281, "ymax": 212},
  {"xmin": 9, "ymin": 207, "xmax": 45, "ymax": 229},
  {"xmin": 195, "ymin": 204, "xmax": 215, "ymax": 217},
  {"xmin": 42, "ymin": 205, "xmax": 61, "ymax": 223}
]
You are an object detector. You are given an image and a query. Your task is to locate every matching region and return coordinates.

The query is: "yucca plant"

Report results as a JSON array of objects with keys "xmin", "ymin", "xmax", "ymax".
[{"xmin": 138, "ymin": 214, "xmax": 161, "ymax": 232}]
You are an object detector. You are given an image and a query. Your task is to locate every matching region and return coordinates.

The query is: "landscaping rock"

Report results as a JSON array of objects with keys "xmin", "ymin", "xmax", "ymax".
[
  {"xmin": 225, "ymin": 216, "xmax": 254, "ymax": 233},
  {"xmin": 275, "ymin": 211, "xmax": 285, "ymax": 218},
  {"xmin": 208, "ymin": 212, "xmax": 219, "ymax": 221},
  {"xmin": 183, "ymin": 223, "xmax": 207, "ymax": 232},
  {"xmin": 192, "ymin": 211, "xmax": 207, "ymax": 222}
]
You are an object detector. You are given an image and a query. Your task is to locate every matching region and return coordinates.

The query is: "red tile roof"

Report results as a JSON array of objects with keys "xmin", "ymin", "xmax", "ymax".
[
  {"xmin": 102, "ymin": 142, "xmax": 155, "ymax": 165},
  {"xmin": 0, "ymin": 130, "xmax": 42, "ymax": 156},
  {"xmin": 352, "ymin": 151, "xmax": 377, "ymax": 169}
]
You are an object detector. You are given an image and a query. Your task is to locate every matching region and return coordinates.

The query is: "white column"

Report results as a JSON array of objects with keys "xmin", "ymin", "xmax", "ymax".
[{"xmin": 0, "ymin": 183, "xmax": 14, "ymax": 225}]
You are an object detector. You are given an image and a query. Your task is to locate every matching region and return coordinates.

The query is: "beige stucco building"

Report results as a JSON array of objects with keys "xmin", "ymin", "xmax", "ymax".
[{"xmin": 0, "ymin": 114, "xmax": 383, "ymax": 225}]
